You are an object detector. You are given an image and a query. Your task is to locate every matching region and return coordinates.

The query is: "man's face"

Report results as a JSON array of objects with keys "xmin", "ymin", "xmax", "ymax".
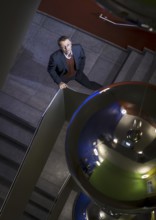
[{"xmin": 59, "ymin": 39, "xmax": 72, "ymax": 55}]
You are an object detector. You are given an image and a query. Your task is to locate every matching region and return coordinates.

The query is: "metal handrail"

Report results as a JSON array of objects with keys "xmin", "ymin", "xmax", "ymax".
[{"xmin": 99, "ymin": 13, "xmax": 138, "ymax": 27}]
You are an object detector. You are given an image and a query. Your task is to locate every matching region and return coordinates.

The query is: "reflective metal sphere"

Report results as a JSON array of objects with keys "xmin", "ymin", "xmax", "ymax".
[
  {"xmin": 73, "ymin": 192, "xmax": 125, "ymax": 220},
  {"xmin": 65, "ymin": 82, "xmax": 156, "ymax": 214}
]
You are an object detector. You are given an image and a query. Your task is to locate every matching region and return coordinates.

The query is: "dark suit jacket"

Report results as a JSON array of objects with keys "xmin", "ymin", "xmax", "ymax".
[{"xmin": 47, "ymin": 44, "xmax": 86, "ymax": 84}]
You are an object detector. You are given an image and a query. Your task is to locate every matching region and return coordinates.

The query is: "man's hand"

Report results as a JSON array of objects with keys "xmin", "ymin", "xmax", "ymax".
[{"xmin": 59, "ymin": 82, "xmax": 68, "ymax": 89}]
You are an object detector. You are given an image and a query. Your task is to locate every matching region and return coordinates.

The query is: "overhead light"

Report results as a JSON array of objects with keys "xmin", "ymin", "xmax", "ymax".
[
  {"xmin": 125, "ymin": 141, "xmax": 131, "ymax": 147},
  {"xmin": 93, "ymin": 141, "xmax": 97, "ymax": 146},
  {"xmin": 141, "ymin": 174, "xmax": 149, "ymax": 179},
  {"xmin": 96, "ymin": 161, "xmax": 101, "ymax": 166},
  {"xmin": 93, "ymin": 148, "xmax": 99, "ymax": 156},
  {"xmin": 121, "ymin": 108, "xmax": 127, "ymax": 115},
  {"xmin": 113, "ymin": 138, "xmax": 118, "ymax": 144},
  {"xmin": 99, "ymin": 210, "xmax": 106, "ymax": 219},
  {"xmin": 137, "ymin": 151, "xmax": 143, "ymax": 154}
]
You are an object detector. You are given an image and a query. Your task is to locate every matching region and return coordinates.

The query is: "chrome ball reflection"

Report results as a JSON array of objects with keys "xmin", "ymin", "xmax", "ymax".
[
  {"xmin": 65, "ymin": 82, "xmax": 156, "ymax": 213},
  {"xmin": 73, "ymin": 192, "xmax": 122, "ymax": 220}
]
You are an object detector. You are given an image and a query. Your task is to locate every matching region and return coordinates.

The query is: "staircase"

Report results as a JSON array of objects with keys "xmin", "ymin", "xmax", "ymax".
[
  {"xmin": 114, "ymin": 48, "xmax": 156, "ymax": 83},
  {"xmin": 68, "ymin": 47, "xmax": 156, "ymax": 94},
  {"xmin": 0, "ymin": 41, "xmax": 156, "ymax": 219},
  {"xmin": 0, "ymin": 77, "xmax": 59, "ymax": 219},
  {"xmin": 0, "ymin": 90, "xmax": 41, "ymax": 207}
]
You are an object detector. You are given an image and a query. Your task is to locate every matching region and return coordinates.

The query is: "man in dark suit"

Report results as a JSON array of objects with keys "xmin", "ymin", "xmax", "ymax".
[{"xmin": 47, "ymin": 36, "xmax": 102, "ymax": 90}]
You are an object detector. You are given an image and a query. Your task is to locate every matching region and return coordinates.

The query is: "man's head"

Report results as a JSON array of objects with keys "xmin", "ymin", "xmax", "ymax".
[{"xmin": 58, "ymin": 36, "xmax": 72, "ymax": 55}]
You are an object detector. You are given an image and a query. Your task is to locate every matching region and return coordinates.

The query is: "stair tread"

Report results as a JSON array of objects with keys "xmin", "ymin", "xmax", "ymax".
[
  {"xmin": 2, "ymin": 75, "xmax": 56, "ymax": 112},
  {"xmin": 88, "ymin": 49, "xmax": 128, "ymax": 86},
  {"xmin": 0, "ymin": 184, "xmax": 10, "ymax": 201},
  {"xmin": 30, "ymin": 191, "xmax": 53, "ymax": 210},
  {"xmin": 0, "ymin": 160, "xmax": 17, "ymax": 182},
  {"xmin": 149, "ymin": 69, "xmax": 156, "ymax": 84},
  {"xmin": 132, "ymin": 51, "xmax": 156, "ymax": 81},
  {"xmin": 20, "ymin": 213, "xmax": 39, "ymax": 220},
  {"xmin": 0, "ymin": 138, "xmax": 25, "ymax": 164},
  {"xmin": 0, "ymin": 117, "xmax": 34, "ymax": 146},
  {"xmin": 115, "ymin": 50, "xmax": 143, "ymax": 82},
  {"xmin": 24, "ymin": 202, "xmax": 50, "ymax": 220},
  {"xmin": 36, "ymin": 177, "xmax": 59, "ymax": 198},
  {"xmin": 0, "ymin": 91, "xmax": 42, "ymax": 128}
]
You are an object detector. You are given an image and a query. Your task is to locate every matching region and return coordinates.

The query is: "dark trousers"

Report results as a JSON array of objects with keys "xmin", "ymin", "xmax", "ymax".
[
  {"xmin": 62, "ymin": 72, "xmax": 102, "ymax": 90},
  {"xmin": 75, "ymin": 72, "xmax": 102, "ymax": 90}
]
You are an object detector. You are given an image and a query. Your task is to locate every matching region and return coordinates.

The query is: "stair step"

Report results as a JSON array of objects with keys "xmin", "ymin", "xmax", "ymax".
[
  {"xmin": 22, "ymin": 212, "xmax": 39, "ymax": 220},
  {"xmin": 21, "ymin": 178, "xmax": 58, "ymax": 219},
  {"xmin": 0, "ymin": 161, "xmax": 17, "ymax": 184},
  {"xmin": 0, "ymin": 174, "xmax": 12, "ymax": 187},
  {"xmin": 0, "ymin": 137, "xmax": 25, "ymax": 165},
  {"xmin": 0, "ymin": 133, "xmax": 28, "ymax": 151},
  {"xmin": 148, "ymin": 54, "xmax": 156, "ymax": 84},
  {"xmin": 0, "ymin": 198, "xmax": 4, "ymax": 211},
  {"xmin": 0, "ymin": 154, "xmax": 19, "ymax": 170},
  {"xmin": 0, "ymin": 116, "xmax": 34, "ymax": 146},
  {"xmin": 0, "ymin": 91, "xmax": 42, "ymax": 129},
  {"xmin": 2, "ymin": 75, "xmax": 56, "ymax": 112},
  {"xmin": 132, "ymin": 51, "xmax": 155, "ymax": 82},
  {"xmin": 36, "ymin": 177, "xmax": 59, "ymax": 198},
  {"xmin": 34, "ymin": 186, "xmax": 56, "ymax": 202},
  {"xmin": 149, "ymin": 70, "xmax": 156, "ymax": 84},
  {"xmin": 0, "ymin": 108, "xmax": 36, "ymax": 132},
  {"xmin": 115, "ymin": 50, "xmax": 143, "ymax": 82},
  {"xmin": 89, "ymin": 48, "xmax": 129, "ymax": 86},
  {"xmin": 0, "ymin": 183, "xmax": 10, "ymax": 202},
  {"xmin": 30, "ymin": 190, "xmax": 54, "ymax": 211},
  {"xmin": 0, "ymin": 176, "xmax": 11, "ymax": 207},
  {"xmin": 24, "ymin": 202, "xmax": 50, "ymax": 220},
  {"xmin": 105, "ymin": 49, "xmax": 129, "ymax": 85},
  {"xmin": 0, "ymin": 138, "xmax": 27, "ymax": 209}
]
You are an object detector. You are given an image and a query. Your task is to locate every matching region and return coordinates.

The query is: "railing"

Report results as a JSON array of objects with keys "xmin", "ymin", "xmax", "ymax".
[
  {"xmin": 99, "ymin": 13, "xmax": 154, "ymax": 32},
  {"xmin": 99, "ymin": 13, "xmax": 138, "ymax": 27}
]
